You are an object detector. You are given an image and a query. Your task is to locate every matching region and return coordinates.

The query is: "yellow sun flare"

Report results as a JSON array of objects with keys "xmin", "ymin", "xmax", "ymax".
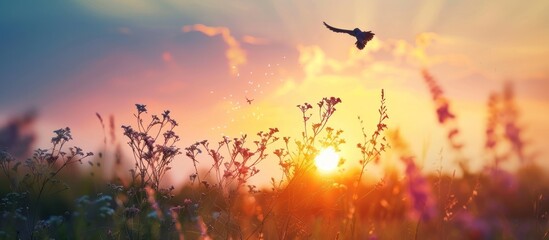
[{"xmin": 314, "ymin": 147, "xmax": 340, "ymax": 173}]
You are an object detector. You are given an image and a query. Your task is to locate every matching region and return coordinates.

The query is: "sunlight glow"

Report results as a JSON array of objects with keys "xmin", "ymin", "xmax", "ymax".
[{"xmin": 314, "ymin": 147, "xmax": 340, "ymax": 173}]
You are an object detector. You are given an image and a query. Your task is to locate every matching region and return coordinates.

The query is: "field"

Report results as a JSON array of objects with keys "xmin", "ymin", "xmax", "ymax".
[
  {"xmin": 2, "ymin": 2, "xmax": 549, "ymax": 239},
  {"xmin": 1, "ymin": 70, "xmax": 548, "ymax": 239}
]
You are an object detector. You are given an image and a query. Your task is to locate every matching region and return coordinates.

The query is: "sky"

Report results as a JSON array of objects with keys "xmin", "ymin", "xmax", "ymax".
[{"xmin": 1, "ymin": 0, "xmax": 549, "ymax": 185}]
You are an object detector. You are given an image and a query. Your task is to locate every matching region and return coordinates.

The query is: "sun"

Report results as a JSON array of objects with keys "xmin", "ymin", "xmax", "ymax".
[{"xmin": 314, "ymin": 147, "xmax": 340, "ymax": 173}]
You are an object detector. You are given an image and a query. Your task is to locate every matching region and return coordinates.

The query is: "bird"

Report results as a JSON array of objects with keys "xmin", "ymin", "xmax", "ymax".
[
  {"xmin": 245, "ymin": 97, "xmax": 254, "ymax": 105},
  {"xmin": 323, "ymin": 22, "xmax": 375, "ymax": 50}
]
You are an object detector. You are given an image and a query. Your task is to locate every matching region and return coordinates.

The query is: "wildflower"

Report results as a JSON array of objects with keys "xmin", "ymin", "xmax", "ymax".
[
  {"xmin": 401, "ymin": 156, "xmax": 437, "ymax": 221},
  {"xmin": 107, "ymin": 183, "xmax": 124, "ymax": 192},
  {"xmin": 273, "ymin": 148, "xmax": 284, "ymax": 158},
  {"xmin": 239, "ymin": 166, "xmax": 249, "ymax": 175},
  {"xmin": 163, "ymin": 130, "xmax": 177, "ymax": 140},
  {"xmin": 123, "ymin": 105, "xmax": 182, "ymax": 190},
  {"xmin": 151, "ymin": 114, "xmax": 160, "ymax": 123},
  {"xmin": 210, "ymin": 149, "xmax": 222, "ymax": 164},
  {"xmin": 0, "ymin": 150, "xmax": 14, "ymax": 163},
  {"xmin": 162, "ymin": 110, "xmax": 171, "ymax": 120},
  {"xmin": 161, "ymin": 146, "xmax": 180, "ymax": 158},
  {"xmin": 279, "ymin": 160, "xmax": 290, "ymax": 170},
  {"xmin": 485, "ymin": 83, "xmax": 527, "ymax": 164},
  {"xmin": 51, "ymin": 127, "xmax": 72, "ymax": 144},
  {"xmin": 124, "ymin": 205, "xmax": 141, "ymax": 218},
  {"xmin": 297, "ymin": 102, "xmax": 313, "ymax": 112},
  {"xmin": 422, "ymin": 69, "xmax": 456, "ymax": 125},
  {"xmin": 422, "ymin": 69, "xmax": 465, "ymax": 156},
  {"xmin": 70, "ymin": 146, "xmax": 84, "ymax": 156},
  {"xmin": 501, "ymin": 82, "xmax": 525, "ymax": 161},
  {"xmin": 34, "ymin": 216, "xmax": 63, "ymax": 230},
  {"xmin": 121, "ymin": 125, "xmax": 134, "ymax": 137},
  {"xmin": 455, "ymin": 211, "xmax": 491, "ymax": 239},
  {"xmin": 487, "ymin": 167, "xmax": 518, "ymax": 192},
  {"xmin": 145, "ymin": 136, "xmax": 155, "ymax": 149},
  {"xmin": 135, "ymin": 104, "xmax": 147, "ymax": 114},
  {"xmin": 189, "ymin": 173, "xmax": 197, "ymax": 181},
  {"xmin": 326, "ymin": 96, "xmax": 342, "ymax": 105},
  {"xmin": 170, "ymin": 205, "xmax": 183, "ymax": 212},
  {"xmin": 169, "ymin": 118, "xmax": 178, "ymax": 127},
  {"xmin": 269, "ymin": 127, "xmax": 279, "ymax": 135},
  {"xmin": 239, "ymin": 147, "xmax": 254, "ymax": 160}
]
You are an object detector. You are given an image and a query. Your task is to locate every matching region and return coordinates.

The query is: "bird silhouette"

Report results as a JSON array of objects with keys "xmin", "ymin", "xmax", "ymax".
[
  {"xmin": 323, "ymin": 22, "xmax": 375, "ymax": 50},
  {"xmin": 246, "ymin": 97, "xmax": 254, "ymax": 105}
]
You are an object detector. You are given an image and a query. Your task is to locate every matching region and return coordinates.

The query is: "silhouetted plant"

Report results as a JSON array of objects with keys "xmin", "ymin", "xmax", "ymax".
[
  {"xmin": 265, "ymin": 96, "xmax": 346, "ymax": 238},
  {"xmin": 422, "ymin": 69, "xmax": 467, "ymax": 172},
  {"xmin": 485, "ymin": 82, "xmax": 528, "ymax": 167},
  {"xmin": 347, "ymin": 89, "xmax": 389, "ymax": 238},
  {"xmin": 106, "ymin": 104, "xmax": 183, "ymax": 239},
  {"xmin": 184, "ymin": 127, "xmax": 279, "ymax": 238},
  {"xmin": 1, "ymin": 83, "xmax": 547, "ymax": 240},
  {"xmin": 0, "ymin": 127, "xmax": 92, "ymax": 238},
  {"xmin": 122, "ymin": 104, "xmax": 181, "ymax": 191}
]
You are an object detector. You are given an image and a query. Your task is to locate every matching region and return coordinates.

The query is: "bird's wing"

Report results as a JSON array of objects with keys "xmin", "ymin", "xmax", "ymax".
[
  {"xmin": 355, "ymin": 41, "xmax": 365, "ymax": 50},
  {"xmin": 323, "ymin": 22, "xmax": 354, "ymax": 36},
  {"xmin": 364, "ymin": 31, "xmax": 375, "ymax": 41}
]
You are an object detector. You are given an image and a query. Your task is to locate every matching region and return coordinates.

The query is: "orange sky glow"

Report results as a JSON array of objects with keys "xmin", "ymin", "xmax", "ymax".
[{"xmin": 1, "ymin": 0, "xmax": 548, "ymax": 187}]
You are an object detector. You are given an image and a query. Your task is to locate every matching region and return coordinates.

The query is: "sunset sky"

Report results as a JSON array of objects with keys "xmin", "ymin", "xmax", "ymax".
[{"xmin": 1, "ymin": 1, "xmax": 548, "ymax": 185}]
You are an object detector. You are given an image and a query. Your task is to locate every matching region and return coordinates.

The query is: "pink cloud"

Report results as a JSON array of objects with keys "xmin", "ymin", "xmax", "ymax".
[{"xmin": 241, "ymin": 35, "xmax": 269, "ymax": 45}]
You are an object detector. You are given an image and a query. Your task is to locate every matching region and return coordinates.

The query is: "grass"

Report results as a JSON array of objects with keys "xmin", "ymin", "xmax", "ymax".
[{"xmin": 0, "ymin": 71, "xmax": 548, "ymax": 239}]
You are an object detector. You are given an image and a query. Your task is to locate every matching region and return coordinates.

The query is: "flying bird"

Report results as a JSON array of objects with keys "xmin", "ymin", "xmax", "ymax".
[
  {"xmin": 246, "ymin": 97, "xmax": 254, "ymax": 105},
  {"xmin": 323, "ymin": 22, "xmax": 375, "ymax": 50}
]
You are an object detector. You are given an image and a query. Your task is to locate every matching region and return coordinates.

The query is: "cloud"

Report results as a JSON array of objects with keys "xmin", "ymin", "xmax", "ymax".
[
  {"xmin": 236, "ymin": 33, "xmax": 514, "ymax": 174},
  {"xmin": 241, "ymin": 35, "xmax": 270, "ymax": 45},
  {"xmin": 298, "ymin": 32, "xmax": 470, "ymax": 83},
  {"xmin": 182, "ymin": 24, "xmax": 246, "ymax": 74},
  {"xmin": 295, "ymin": 33, "xmax": 458, "ymax": 80}
]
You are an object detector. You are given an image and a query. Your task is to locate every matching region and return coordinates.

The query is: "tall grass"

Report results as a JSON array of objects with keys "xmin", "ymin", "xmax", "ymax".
[{"xmin": 0, "ymin": 76, "xmax": 548, "ymax": 239}]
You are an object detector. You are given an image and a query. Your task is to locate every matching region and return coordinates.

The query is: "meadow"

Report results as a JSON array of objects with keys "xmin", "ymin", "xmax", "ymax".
[{"xmin": 1, "ymin": 69, "xmax": 548, "ymax": 240}]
